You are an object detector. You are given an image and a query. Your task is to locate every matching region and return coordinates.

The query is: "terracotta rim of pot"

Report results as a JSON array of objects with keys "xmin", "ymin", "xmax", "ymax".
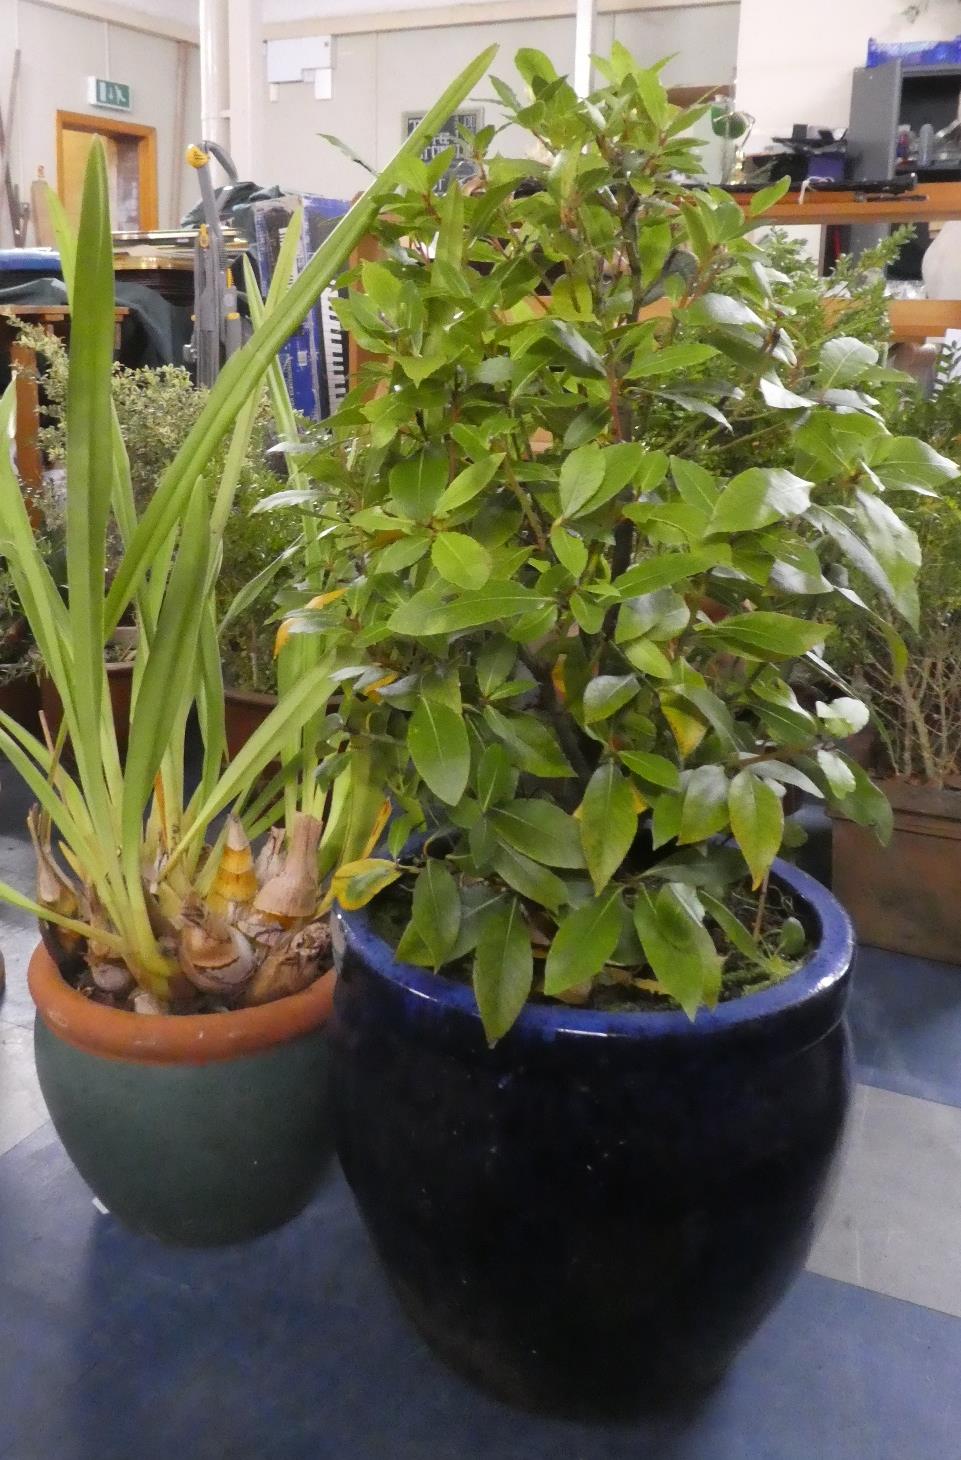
[
  {"xmin": 28, "ymin": 941, "xmax": 335, "ymax": 1067},
  {"xmin": 224, "ymin": 685, "xmax": 278, "ymax": 708}
]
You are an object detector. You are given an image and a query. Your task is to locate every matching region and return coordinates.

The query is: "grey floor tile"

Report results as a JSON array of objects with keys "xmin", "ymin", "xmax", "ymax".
[
  {"xmin": 808, "ymin": 1083, "xmax": 961, "ymax": 1318},
  {"xmin": 0, "ymin": 1021, "xmax": 47, "ymax": 1158}
]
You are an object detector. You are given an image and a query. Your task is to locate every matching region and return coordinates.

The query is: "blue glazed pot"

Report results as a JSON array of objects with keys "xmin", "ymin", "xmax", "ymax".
[{"xmin": 329, "ymin": 860, "xmax": 854, "ymax": 1416}]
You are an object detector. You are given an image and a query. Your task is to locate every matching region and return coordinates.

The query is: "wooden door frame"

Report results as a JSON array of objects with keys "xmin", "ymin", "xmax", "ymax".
[{"xmin": 56, "ymin": 110, "xmax": 158, "ymax": 229}]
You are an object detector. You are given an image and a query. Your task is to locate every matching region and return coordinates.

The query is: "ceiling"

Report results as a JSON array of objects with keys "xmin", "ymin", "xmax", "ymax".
[{"xmin": 125, "ymin": 0, "xmax": 480, "ymax": 25}]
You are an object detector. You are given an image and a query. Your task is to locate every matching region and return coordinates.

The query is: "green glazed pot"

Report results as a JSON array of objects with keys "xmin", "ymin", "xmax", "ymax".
[{"xmin": 29, "ymin": 943, "xmax": 335, "ymax": 1246}]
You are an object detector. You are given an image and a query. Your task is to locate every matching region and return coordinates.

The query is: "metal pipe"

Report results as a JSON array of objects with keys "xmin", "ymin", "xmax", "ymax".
[
  {"xmin": 573, "ymin": 0, "xmax": 596, "ymax": 98},
  {"xmin": 199, "ymin": 0, "xmax": 230, "ymax": 154},
  {"xmin": 227, "ymin": 0, "xmax": 263, "ymax": 181}
]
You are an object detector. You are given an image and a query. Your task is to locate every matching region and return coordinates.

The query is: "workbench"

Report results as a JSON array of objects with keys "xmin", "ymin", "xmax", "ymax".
[{"xmin": 0, "ymin": 304, "xmax": 128, "ymax": 494}]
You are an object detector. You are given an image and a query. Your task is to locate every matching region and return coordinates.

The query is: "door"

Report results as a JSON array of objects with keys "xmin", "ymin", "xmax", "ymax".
[{"xmin": 56, "ymin": 111, "xmax": 158, "ymax": 230}]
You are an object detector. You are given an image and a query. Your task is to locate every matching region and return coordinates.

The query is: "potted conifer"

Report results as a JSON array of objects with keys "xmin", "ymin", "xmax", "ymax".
[{"xmin": 277, "ymin": 47, "xmax": 952, "ymax": 1410}]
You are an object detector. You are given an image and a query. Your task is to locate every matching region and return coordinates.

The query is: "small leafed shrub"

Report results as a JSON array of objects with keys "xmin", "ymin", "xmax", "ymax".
[{"xmin": 281, "ymin": 46, "xmax": 956, "ymax": 1041}]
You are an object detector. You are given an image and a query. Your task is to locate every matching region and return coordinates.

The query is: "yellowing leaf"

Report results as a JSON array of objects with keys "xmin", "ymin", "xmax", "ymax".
[
  {"xmin": 307, "ymin": 588, "xmax": 348, "ymax": 611},
  {"xmin": 360, "ymin": 798, "xmax": 393, "ymax": 859},
  {"xmin": 363, "ymin": 672, "xmax": 398, "ymax": 701},
  {"xmin": 333, "ymin": 858, "xmax": 402, "ymax": 910},
  {"xmin": 661, "ymin": 700, "xmax": 707, "ymax": 759}
]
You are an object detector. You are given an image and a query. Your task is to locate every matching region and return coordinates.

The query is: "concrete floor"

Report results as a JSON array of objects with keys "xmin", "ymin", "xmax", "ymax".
[{"xmin": 2, "ymin": 768, "xmax": 961, "ymax": 1459}]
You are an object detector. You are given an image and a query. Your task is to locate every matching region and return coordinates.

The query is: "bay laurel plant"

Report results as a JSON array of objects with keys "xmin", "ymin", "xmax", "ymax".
[
  {"xmin": 0, "ymin": 49, "xmax": 495, "ymax": 1007},
  {"xmin": 280, "ymin": 46, "xmax": 957, "ymax": 1041}
]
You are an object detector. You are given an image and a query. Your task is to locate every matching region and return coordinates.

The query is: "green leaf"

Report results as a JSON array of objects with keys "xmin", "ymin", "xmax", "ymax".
[
  {"xmin": 473, "ymin": 897, "xmax": 534, "ymax": 1045},
  {"xmin": 831, "ymin": 760, "xmax": 893, "ymax": 844},
  {"xmin": 673, "ymin": 685, "xmax": 738, "ymax": 749},
  {"xmin": 728, "ymin": 769, "xmax": 783, "ymax": 889},
  {"xmin": 686, "ymin": 292, "xmax": 764, "ymax": 331},
  {"xmin": 748, "ymin": 175, "xmax": 791, "ymax": 216},
  {"xmin": 616, "ymin": 588, "xmax": 690, "ymax": 643},
  {"xmin": 374, "ymin": 534, "xmax": 431, "ymax": 574},
  {"xmin": 708, "ymin": 468, "xmax": 812, "ymax": 535},
  {"xmin": 580, "ymin": 762, "xmax": 637, "ymax": 893},
  {"xmin": 63, "ymin": 139, "xmax": 117, "ymax": 833},
  {"xmin": 625, "ymin": 342, "xmax": 718, "ymax": 379},
  {"xmin": 678, "ymin": 764, "xmax": 729, "ymax": 844},
  {"xmin": 550, "ymin": 321, "xmax": 606, "ymax": 377},
  {"xmin": 633, "ymin": 884, "xmax": 722, "ymax": 1018},
  {"xmin": 389, "ymin": 449, "xmax": 449, "ymax": 521},
  {"xmin": 702, "ymin": 612, "xmax": 829, "ymax": 661},
  {"xmin": 559, "ymin": 443, "xmax": 606, "ymax": 517},
  {"xmin": 408, "ymin": 698, "xmax": 470, "ymax": 805},
  {"xmin": 582, "ymin": 674, "xmax": 640, "ymax": 724},
  {"xmin": 543, "ymin": 889, "xmax": 623, "ymax": 996},
  {"xmin": 651, "ymin": 791, "xmax": 683, "ymax": 849},
  {"xmin": 388, "ymin": 581, "xmax": 548, "ymax": 636},
  {"xmin": 618, "ymin": 750, "xmax": 681, "ymax": 790},
  {"xmin": 432, "ymin": 532, "xmax": 493, "ymax": 590},
  {"xmin": 436, "ymin": 455, "xmax": 502, "ymax": 514},
  {"xmin": 700, "ymin": 891, "xmax": 780, "ymax": 972},
  {"xmin": 818, "ymin": 337, "xmax": 879, "ymax": 388},
  {"xmin": 551, "ymin": 525, "xmax": 589, "ymax": 578},
  {"xmin": 490, "ymin": 840, "xmax": 568, "ymax": 912},
  {"xmin": 810, "ymin": 505, "xmax": 918, "ymax": 628},
  {"xmin": 614, "ymin": 547, "xmax": 729, "ymax": 599},
  {"xmin": 476, "ymin": 356, "xmax": 514, "ymax": 385},
  {"xmin": 671, "ymin": 457, "xmax": 719, "ymax": 512},
  {"xmin": 854, "ymin": 489, "xmax": 921, "ymax": 630},
  {"xmin": 515, "ymin": 46, "xmax": 559, "ymax": 85},
  {"xmin": 411, "ymin": 859, "xmax": 461, "ymax": 968},
  {"xmin": 570, "ymin": 591, "xmax": 606, "ymax": 634},
  {"xmin": 476, "ymin": 637, "xmax": 516, "ymax": 695},
  {"xmin": 476, "ymin": 743, "xmax": 515, "ymax": 810},
  {"xmin": 759, "ymin": 374, "xmax": 814, "ymax": 411},
  {"xmin": 483, "ymin": 706, "xmax": 574, "ymax": 778},
  {"xmin": 816, "ymin": 749, "xmax": 857, "ymax": 799},
  {"xmin": 816, "ymin": 696, "xmax": 870, "ymax": 739},
  {"xmin": 489, "ymin": 799, "xmax": 586, "ymax": 868},
  {"xmin": 868, "ymin": 435, "xmax": 959, "ymax": 491},
  {"xmin": 623, "ymin": 638, "xmax": 674, "ymax": 678}
]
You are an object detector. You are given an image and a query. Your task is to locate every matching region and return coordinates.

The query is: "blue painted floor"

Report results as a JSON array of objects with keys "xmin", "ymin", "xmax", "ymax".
[{"xmin": 3, "ymin": 773, "xmax": 961, "ymax": 1458}]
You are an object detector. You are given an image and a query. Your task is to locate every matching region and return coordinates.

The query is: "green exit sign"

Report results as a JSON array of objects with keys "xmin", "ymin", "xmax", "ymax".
[{"xmin": 87, "ymin": 77, "xmax": 131, "ymax": 111}]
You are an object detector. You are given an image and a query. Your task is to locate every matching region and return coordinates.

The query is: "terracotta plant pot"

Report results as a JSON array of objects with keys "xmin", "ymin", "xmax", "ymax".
[
  {"xmin": 28, "ymin": 943, "xmax": 336, "ymax": 1245},
  {"xmin": 224, "ymin": 685, "xmax": 277, "ymax": 760},
  {"xmin": 832, "ymin": 778, "xmax": 961, "ymax": 963},
  {"xmin": 0, "ymin": 674, "xmax": 41, "ymax": 732},
  {"xmin": 329, "ymin": 860, "xmax": 853, "ymax": 1416},
  {"xmin": 39, "ymin": 663, "xmax": 135, "ymax": 758}
]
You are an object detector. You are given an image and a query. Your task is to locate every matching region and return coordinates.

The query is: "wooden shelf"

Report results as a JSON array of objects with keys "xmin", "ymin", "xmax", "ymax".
[
  {"xmin": 888, "ymin": 298, "xmax": 961, "ymax": 341},
  {"xmin": 734, "ymin": 181, "xmax": 961, "ymax": 226}
]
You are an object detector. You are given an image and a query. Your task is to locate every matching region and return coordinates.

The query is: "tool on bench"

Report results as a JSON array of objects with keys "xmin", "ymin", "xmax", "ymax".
[{"xmin": 184, "ymin": 140, "xmax": 247, "ymax": 387}]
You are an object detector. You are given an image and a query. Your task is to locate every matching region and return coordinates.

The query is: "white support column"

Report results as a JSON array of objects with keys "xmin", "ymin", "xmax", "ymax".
[
  {"xmin": 227, "ymin": 0, "xmax": 263, "ymax": 181},
  {"xmin": 573, "ymin": 0, "xmax": 596, "ymax": 99},
  {"xmin": 199, "ymin": 0, "xmax": 230, "ymax": 152}
]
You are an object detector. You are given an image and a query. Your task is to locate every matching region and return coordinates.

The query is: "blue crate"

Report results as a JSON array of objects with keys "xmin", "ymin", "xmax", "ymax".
[{"xmin": 868, "ymin": 35, "xmax": 961, "ymax": 68}]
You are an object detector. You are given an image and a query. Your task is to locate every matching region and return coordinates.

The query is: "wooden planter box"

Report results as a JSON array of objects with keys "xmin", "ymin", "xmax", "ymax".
[
  {"xmin": 224, "ymin": 687, "xmax": 277, "ymax": 761},
  {"xmin": 0, "ymin": 674, "xmax": 41, "ymax": 732},
  {"xmin": 39, "ymin": 663, "xmax": 135, "ymax": 758},
  {"xmin": 832, "ymin": 779, "xmax": 961, "ymax": 963}
]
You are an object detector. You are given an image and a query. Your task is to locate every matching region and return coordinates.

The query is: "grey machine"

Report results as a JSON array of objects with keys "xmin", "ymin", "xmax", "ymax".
[{"xmin": 184, "ymin": 140, "xmax": 247, "ymax": 387}]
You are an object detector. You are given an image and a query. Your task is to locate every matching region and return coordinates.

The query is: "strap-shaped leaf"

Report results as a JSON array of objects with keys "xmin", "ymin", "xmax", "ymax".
[{"xmin": 104, "ymin": 45, "xmax": 498, "ymax": 633}]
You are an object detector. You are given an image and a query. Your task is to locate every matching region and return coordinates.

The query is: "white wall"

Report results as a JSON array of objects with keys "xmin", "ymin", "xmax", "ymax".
[
  {"xmin": 736, "ymin": 0, "xmax": 961, "ymax": 144},
  {"xmin": 263, "ymin": 3, "xmax": 740, "ymax": 201},
  {"xmin": 0, "ymin": 0, "xmax": 200, "ymax": 242}
]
